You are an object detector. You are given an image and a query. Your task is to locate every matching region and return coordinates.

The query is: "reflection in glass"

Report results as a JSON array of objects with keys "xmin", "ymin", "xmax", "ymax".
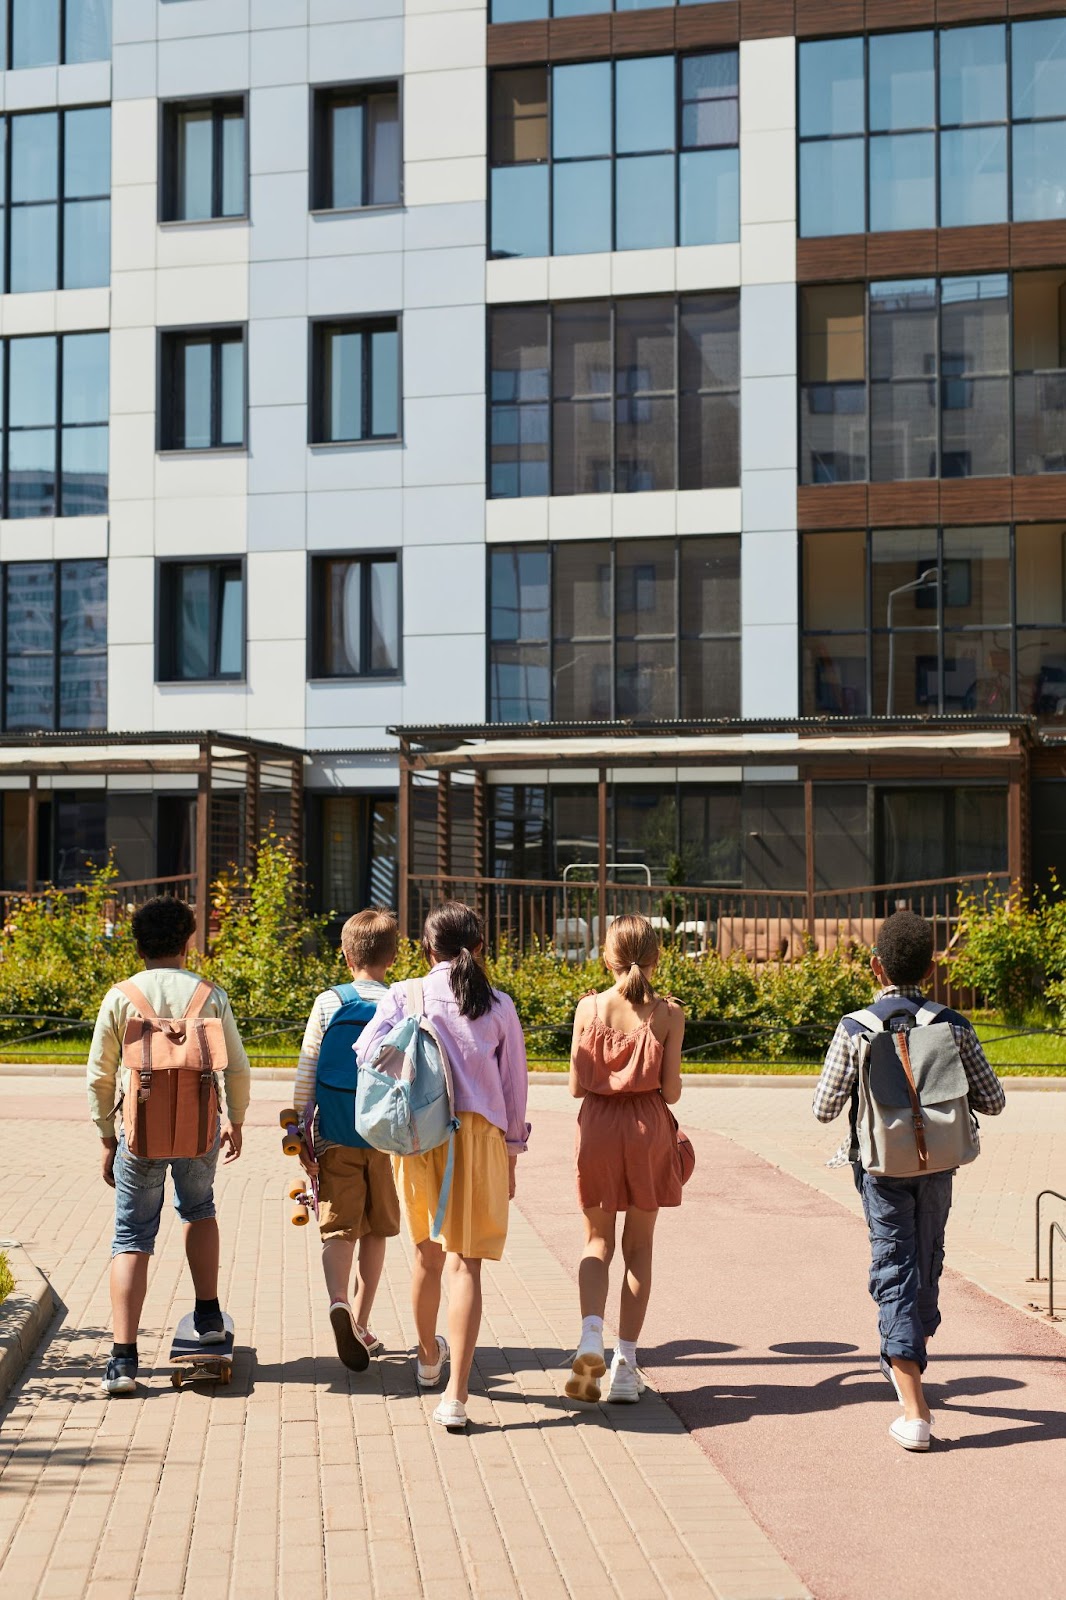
[
  {"xmin": 176, "ymin": 109, "xmax": 213, "ymax": 220},
  {"xmin": 939, "ymin": 25, "xmax": 1007, "ymax": 126},
  {"xmin": 12, "ymin": 0, "xmax": 59, "ymax": 69},
  {"xmin": 803, "ymin": 635, "xmax": 868, "ymax": 715},
  {"xmin": 63, "ymin": 200, "xmax": 109, "ymax": 288},
  {"xmin": 221, "ymin": 108, "xmax": 246, "ymax": 215},
  {"xmin": 9, "ymin": 206, "xmax": 57, "ymax": 293},
  {"xmin": 63, "ymin": 333, "xmax": 109, "ymax": 423},
  {"xmin": 681, "ymin": 52, "xmax": 738, "ymax": 147},
  {"xmin": 553, "ymin": 63, "xmax": 611, "ymax": 158},
  {"xmin": 61, "ymin": 426, "xmax": 108, "ymax": 516},
  {"xmin": 680, "ymin": 148, "xmax": 738, "ymax": 245},
  {"xmin": 65, "ymin": 0, "xmax": 111, "ymax": 65},
  {"xmin": 370, "ymin": 328, "xmax": 399, "ymax": 437},
  {"xmin": 800, "ymin": 140, "xmax": 865, "ymax": 237},
  {"xmin": 65, "ymin": 107, "xmax": 110, "ymax": 198},
  {"xmin": 1013, "ymin": 122, "xmax": 1066, "ymax": 223},
  {"xmin": 870, "ymin": 281, "xmax": 937, "ymax": 479},
  {"xmin": 869, "ymin": 132, "xmax": 936, "ymax": 231},
  {"xmin": 182, "ymin": 341, "xmax": 212, "ymax": 450},
  {"xmin": 615, "ymin": 155, "xmax": 673, "ymax": 251},
  {"xmin": 490, "ymin": 547, "xmax": 551, "ymax": 720},
  {"xmin": 8, "ymin": 431, "xmax": 56, "ymax": 518},
  {"xmin": 552, "ymin": 160, "xmax": 611, "ymax": 254},
  {"xmin": 799, "ymin": 38, "xmax": 865, "ymax": 138},
  {"xmin": 1013, "ymin": 19, "xmax": 1066, "ymax": 119},
  {"xmin": 615, "ymin": 57, "xmax": 674, "ymax": 154},
  {"xmin": 869, "ymin": 31, "xmax": 934, "ymax": 132},
  {"xmin": 1018, "ymin": 628, "xmax": 1066, "ymax": 718},
  {"xmin": 9, "ymin": 338, "xmax": 56, "ymax": 428},
  {"xmin": 940, "ymin": 127, "xmax": 1007, "ymax": 227},
  {"xmin": 369, "ymin": 560, "xmax": 399, "ymax": 673},
  {"xmin": 218, "ymin": 571, "xmax": 243, "ymax": 676},
  {"xmin": 939, "ymin": 275, "xmax": 1010, "ymax": 477},
  {"xmin": 491, "ymin": 165, "xmax": 549, "ymax": 258},
  {"xmin": 326, "ymin": 330, "xmax": 360, "ymax": 443},
  {"xmin": 12, "ymin": 114, "xmax": 58, "ymax": 202}
]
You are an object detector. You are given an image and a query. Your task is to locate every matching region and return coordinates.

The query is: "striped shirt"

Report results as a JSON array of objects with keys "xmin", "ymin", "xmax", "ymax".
[{"xmin": 293, "ymin": 980, "xmax": 388, "ymax": 1151}]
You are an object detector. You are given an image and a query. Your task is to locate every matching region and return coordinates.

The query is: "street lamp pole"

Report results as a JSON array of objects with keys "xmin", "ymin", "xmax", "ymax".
[{"xmin": 886, "ymin": 567, "xmax": 939, "ymax": 715}]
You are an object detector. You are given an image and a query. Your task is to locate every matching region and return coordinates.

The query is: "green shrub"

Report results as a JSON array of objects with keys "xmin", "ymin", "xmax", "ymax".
[
  {"xmin": 941, "ymin": 882, "xmax": 1063, "ymax": 1025},
  {"xmin": 0, "ymin": 1250, "xmax": 13, "ymax": 1305}
]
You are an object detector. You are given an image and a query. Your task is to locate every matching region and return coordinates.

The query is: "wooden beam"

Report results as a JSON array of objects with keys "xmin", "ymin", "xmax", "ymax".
[
  {"xmin": 804, "ymin": 776, "xmax": 816, "ymax": 943},
  {"xmin": 195, "ymin": 746, "xmax": 211, "ymax": 954},
  {"xmin": 397, "ymin": 746, "xmax": 411, "ymax": 939},
  {"xmin": 597, "ymin": 767, "xmax": 608, "ymax": 952},
  {"xmin": 436, "ymin": 770, "xmax": 451, "ymax": 889},
  {"xmin": 25, "ymin": 775, "xmax": 38, "ymax": 894}
]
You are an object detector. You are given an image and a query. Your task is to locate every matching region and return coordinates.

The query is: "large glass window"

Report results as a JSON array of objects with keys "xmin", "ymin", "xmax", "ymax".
[
  {"xmin": 312, "ymin": 83, "xmax": 401, "ymax": 212},
  {"xmin": 799, "ymin": 19, "xmax": 1066, "ymax": 235},
  {"xmin": 802, "ymin": 523, "xmax": 1066, "ymax": 722},
  {"xmin": 311, "ymin": 319, "xmax": 400, "ymax": 444},
  {"xmin": 158, "ymin": 560, "xmax": 244, "ymax": 683},
  {"xmin": 8, "ymin": 0, "xmax": 110, "ymax": 68},
  {"xmin": 491, "ymin": 0, "xmax": 730, "ymax": 15},
  {"xmin": 2, "ymin": 331, "xmax": 108, "ymax": 518},
  {"xmin": 161, "ymin": 98, "xmax": 246, "ymax": 223},
  {"xmin": 801, "ymin": 274, "xmax": 1021, "ymax": 484},
  {"xmin": 490, "ymin": 52, "xmax": 738, "ymax": 258},
  {"xmin": 3, "ymin": 107, "xmax": 110, "ymax": 292},
  {"xmin": 310, "ymin": 553, "xmax": 401, "ymax": 679},
  {"xmin": 3, "ymin": 558, "xmax": 106, "ymax": 730},
  {"xmin": 490, "ymin": 294, "xmax": 739, "ymax": 497},
  {"xmin": 160, "ymin": 327, "xmax": 245, "ymax": 451},
  {"xmin": 488, "ymin": 536, "xmax": 740, "ymax": 722}
]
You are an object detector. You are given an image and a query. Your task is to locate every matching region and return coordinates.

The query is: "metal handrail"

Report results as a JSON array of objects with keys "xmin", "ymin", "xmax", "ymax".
[
  {"xmin": 1049, "ymin": 1222, "xmax": 1066, "ymax": 1321},
  {"xmin": 1030, "ymin": 1189, "xmax": 1066, "ymax": 1282}
]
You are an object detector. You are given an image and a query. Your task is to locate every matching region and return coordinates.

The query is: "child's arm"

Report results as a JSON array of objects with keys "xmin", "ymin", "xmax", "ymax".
[
  {"xmin": 569, "ymin": 994, "xmax": 596, "ymax": 1099},
  {"xmin": 293, "ymin": 993, "xmax": 330, "ymax": 1121},
  {"xmin": 497, "ymin": 993, "xmax": 530, "ymax": 1155},
  {"xmin": 957, "ymin": 1024, "xmax": 1006, "ymax": 1116},
  {"xmin": 87, "ymin": 989, "xmax": 122, "ymax": 1186},
  {"xmin": 353, "ymin": 984, "xmax": 404, "ymax": 1064},
  {"xmin": 812, "ymin": 1023, "xmax": 858, "ymax": 1122},
  {"xmin": 659, "ymin": 999, "xmax": 685, "ymax": 1105}
]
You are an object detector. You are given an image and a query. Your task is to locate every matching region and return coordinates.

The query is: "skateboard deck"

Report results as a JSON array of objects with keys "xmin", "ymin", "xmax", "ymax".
[
  {"xmin": 282, "ymin": 1104, "xmax": 319, "ymax": 1226},
  {"xmin": 168, "ymin": 1312, "xmax": 235, "ymax": 1388}
]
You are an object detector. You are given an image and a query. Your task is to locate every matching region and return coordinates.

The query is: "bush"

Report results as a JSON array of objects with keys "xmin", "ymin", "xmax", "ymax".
[{"xmin": 0, "ymin": 1250, "xmax": 13, "ymax": 1306}]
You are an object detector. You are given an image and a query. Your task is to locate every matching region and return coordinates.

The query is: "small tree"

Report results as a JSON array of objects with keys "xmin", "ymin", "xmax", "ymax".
[{"xmin": 941, "ymin": 883, "xmax": 1045, "ymax": 1024}]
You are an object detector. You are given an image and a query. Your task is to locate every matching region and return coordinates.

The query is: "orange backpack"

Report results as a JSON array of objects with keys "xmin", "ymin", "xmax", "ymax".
[{"xmin": 118, "ymin": 980, "xmax": 228, "ymax": 1160}]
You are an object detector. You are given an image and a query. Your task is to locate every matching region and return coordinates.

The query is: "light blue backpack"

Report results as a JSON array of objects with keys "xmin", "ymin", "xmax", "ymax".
[{"xmin": 355, "ymin": 978, "xmax": 460, "ymax": 1238}]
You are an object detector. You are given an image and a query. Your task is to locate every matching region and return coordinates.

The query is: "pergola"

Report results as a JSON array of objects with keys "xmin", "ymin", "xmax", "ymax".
[
  {"xmin": 0, "ymin": 731, "xmax": 306, "ymax": 948},
  {"xmin": 393, "ymin": 716, "xmax": 1034, "ymax": 943}
]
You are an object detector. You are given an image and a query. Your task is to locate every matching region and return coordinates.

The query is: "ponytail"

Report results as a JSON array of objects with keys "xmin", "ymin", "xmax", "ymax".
[
  {"xmin": 617, "ymin": 960, "xmax": 654, "ymax": 1006},
  {"xmin": 422, "ymin": 900, "xmax": 497, "ymax": 1021},
  {"xmin": 603, "ymin": 914, "xmax": 660, "ymax": 1004}
]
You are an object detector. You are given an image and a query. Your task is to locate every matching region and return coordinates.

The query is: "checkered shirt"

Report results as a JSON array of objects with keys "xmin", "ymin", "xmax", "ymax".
[{"xmin": 813, "ymin": 986, "xmax": 1006, "ymax": 1166}]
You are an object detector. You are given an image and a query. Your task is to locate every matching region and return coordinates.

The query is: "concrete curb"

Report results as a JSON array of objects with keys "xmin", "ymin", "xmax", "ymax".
[
  {"xmin": 0, "ymin": 1241, "xmax": 56, "ymax": 1410},
  {"xmin": 3, "ymin": 1063, "xmax": 1065, "ymax": 1089}
]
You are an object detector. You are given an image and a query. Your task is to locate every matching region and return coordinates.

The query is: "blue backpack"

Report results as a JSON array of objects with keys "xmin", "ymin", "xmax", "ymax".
[
  {"xmin": 355, "ymin": 978, "xmax": 460, "ymax": 1237},
  {"xmin": 314, "ymin": 985, "xmax": 381, "ymax": 1148}
]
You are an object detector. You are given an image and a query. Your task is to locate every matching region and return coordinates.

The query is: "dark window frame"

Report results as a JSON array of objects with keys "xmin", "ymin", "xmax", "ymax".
[
  {"xmin": 797, "ymin": 20, "xmax": 1066, "ymax": 238},
  {"xmin": 1, "ymin": 556, "xmax": 107, "ymax": 732},
  {"xmin": 310, "ymin": 79, "xmax": 403, "ymax": 214},
  {"xmin": 159, "ymin": 94, "xmax": 249, "ymax": 225},
  {"xmin": 1, "ymin": 330, "xmax": 109, "ymax": 519},
  {"xmin": 488, "ymin": 49, "xmax": 740, "ymax": 259},
  {"xmin": 155, "ymin": 555, "xmax": 247, "ymax": 685},
  {"xmin": 158, "ymin": 324, "xmax": 248, "ymax": 453},
  {"xmin": 489, "ymin": 293, "xmax": 739, "ymax": 498},
  {"xmin": 487, "ymin": 535, "xmax": 741, "ymax": 722},
  {"xmin": 307, "ymin": 548, "xmax": 403, "ymax": 681},
  {"xmin": 3, "ymin": 104, "xmax": 110, "ymax": 293},
  {"xmin": 5, "ymin": 0, "xmax": 111, "ymax": 70},
  {"xmin": 488, "ymin": 0, "xmax": 732, "ymax": 21},
  {"xmin": 308, "ymin": 315, "xmax": 403, "ymax": 445}
]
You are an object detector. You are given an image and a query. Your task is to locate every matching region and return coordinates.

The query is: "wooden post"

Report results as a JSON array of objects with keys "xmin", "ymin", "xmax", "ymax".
[
  {"xmin": 597, "ymin": 766, "xmax": 608, "ymax": 955},
  {"xmin": 436, "ymin": 770, "xmax": 451, "ymax": 894},
  {"xmin": 473, "ymin": 769, "xmax": 486, "ymax": 929},
  {"xmin": 195, "ymin": 744, "xmax": 211, "ymax": 954},
  {"xmin": 289, "ymin": 756, "xmax": 304, "ymax": 907},
  {"xmin": 244, "ymin": 752, "xmax": 260, "ymax": 873},
  {"xmin": 804, "ymin": 775, "xmax": 816, "ymax": 944},
  {"xmin": 25, "ymin": 775, "xmax": 38, "ymax": 894},
  {"xmin": 397, "ymin": 745, "xmax": 411, "ymax": 939},
  {"xmin": 1008, "ymin": 744, "xmax": 1029, "ymax": 890}
]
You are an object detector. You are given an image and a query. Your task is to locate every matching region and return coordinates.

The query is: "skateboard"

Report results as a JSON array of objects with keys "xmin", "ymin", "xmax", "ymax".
[
  {"xmin": 168, "ymin": 1312, "xmax": 235, "ymax": 1389},
  {"xmin": 280, "ymin": 1105, "xmax": 319, "ymax": 1226}
]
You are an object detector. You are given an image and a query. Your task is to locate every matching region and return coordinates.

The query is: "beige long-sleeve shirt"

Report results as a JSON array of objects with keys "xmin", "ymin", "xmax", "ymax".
[{"xmin": 86, "ymin": 967, "xmax": 251, "ymax": 1139}]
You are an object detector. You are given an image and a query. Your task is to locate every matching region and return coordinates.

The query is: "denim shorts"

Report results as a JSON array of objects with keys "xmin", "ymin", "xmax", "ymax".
[{"xmin": 111, "ymin": 1124, "xmax": 221, "ymax": 1257}]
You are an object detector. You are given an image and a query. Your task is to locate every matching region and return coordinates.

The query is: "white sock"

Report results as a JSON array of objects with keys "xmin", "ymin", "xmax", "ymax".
[
  {"xmin": 617, "ymin": 1338, "xmax": 637, "ymax": 1368},
  {"xmin": 581, "ymin": 1315, "xmax": 604, "ymax": 1344}
]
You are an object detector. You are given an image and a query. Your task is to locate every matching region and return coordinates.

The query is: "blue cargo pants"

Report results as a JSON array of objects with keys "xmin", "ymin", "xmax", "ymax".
[{"xmin": 853, "ymin": 1165, "xmax": 953, "ymax": 1371}]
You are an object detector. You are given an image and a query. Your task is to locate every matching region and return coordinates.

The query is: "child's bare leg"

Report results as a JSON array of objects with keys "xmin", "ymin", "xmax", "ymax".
[
  {"xmin": 321, "ymin": 1237, "xmax": 356, "ymax": 1303},
  {"xmin": 443, "ymin": 1255, "xmax": 482, "ymax": 1405},
  {"xmin": 618, "ymin": 1208, "xmax": 657, "ymax": 1343},
  {"xmin": 183, "ymin": 1218, "xmax": 220, "ymax": 1299},
  {"xmin": 890, "ymin": 1357, "xmax": 932, "ymax": 1424},
  {"xmin": 413, "ymin": 1238, "xmax": 445, "ymax": 1365},
  {"xmin": 352, "ymin": 1234, "xmax": 387, "ymax": 1329},
  {"xmin": 579, "ymin": 1207, "xmax": 616, "ymax": 1320},
  {"xmin": 110, "ymin": 1252, "xmax": 149, "ymax": 1343}
]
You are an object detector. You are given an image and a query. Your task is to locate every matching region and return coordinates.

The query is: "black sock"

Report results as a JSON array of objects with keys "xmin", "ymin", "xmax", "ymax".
[
  {"xmin": 112, "ymin": 1342, "xmax": 137, "ymax": 1360},
  {"xmin": 195, "ymin": 1298, "xmax": 221, "ymax": 1316}
]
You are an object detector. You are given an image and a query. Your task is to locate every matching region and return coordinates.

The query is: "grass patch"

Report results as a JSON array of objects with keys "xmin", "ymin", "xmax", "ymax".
[{"xmin": 0, "ymin": 1251, "xmax": 14, "ymax": 1306}]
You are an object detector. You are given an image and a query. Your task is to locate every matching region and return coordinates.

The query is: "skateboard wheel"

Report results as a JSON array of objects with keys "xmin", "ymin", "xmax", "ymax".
[
  {"xmin": 291, "ymin": 1207, "xmax": 309, "ymax": 1226},
  {"xmin": 289, "ymin": 1183, "xmax": 305, "ymax": 1200},
  {"xmin": 171, "ymin": 1371, "xmax": 183, "ymax": 1389},
  {"xmin": 279, "ymin": 1108, "xmax": 297, "ymax": 1128},
  {"xmin": 281, "ymin": 1135, "xmax": 302, "ymax": 1157}
]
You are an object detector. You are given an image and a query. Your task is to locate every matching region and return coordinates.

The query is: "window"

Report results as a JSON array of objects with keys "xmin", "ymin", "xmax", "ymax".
[
  {"xmin": 160, "ymin": 328, "xmax": 246, "ymax": 451},
  {"xmin": 490, "ymin": 52, "xmax": 738, "ymax": 257},
  {"xmin": 161, "ymin": 98, "xmax": 246, "ymax": 222},
  {"xmin": 3, "ymin": 107, "xmax": 110, "ymax": 292},
  {"xmin": 801, "ymin": 523, "xmax": 1066, "ymax": 721},
  {"xmin": 7, "ymin": 0, "xmax": 110, "ymax": 69},
  {"xmin": 0, "ymin": 332, "xmax": 108, "ymax": 518},
  {"xmin": 1014, "ymin": 270, "xmax": 1066, "ymax": 474},
  {"xmin": 311, "ymin": 319, "xmax": 400, "ymax": 443},
  {"xmin": 490, "ymin": 0, "xmax": 731, "ymax": 20},
  {"xmin": 310, "ymin": 554, "xmax": 401, "ymax": 678},
  {"xmin": 799, "ymin": 19, "xmax": 1066, "ymax": 236},
  {"xmin": 158, "ymin": 560, "xmax": 244, "ymax": 683},
  {"xmin": 801, "ymin": 275, "xmax": 1017, "ymax": 485},
  {"xmin": 488, "ymin": 536, "xmax": 740, "ymax": 722},
  {"xmin": 3, "ymin": 559, "xmax": 106, "ymax": 730},
  {"xmin": 490, "ymin": 294, "xmax": 738, "ymax": 497},
  {"xmin": 312, "ymin": 83, "xmax": 400, "ymax": 211}
]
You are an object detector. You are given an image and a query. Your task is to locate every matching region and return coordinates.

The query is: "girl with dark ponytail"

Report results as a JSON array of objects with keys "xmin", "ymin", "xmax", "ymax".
[{"xmin": 356, "ymin": 901, "xmax": 530, "ymax": 1434}]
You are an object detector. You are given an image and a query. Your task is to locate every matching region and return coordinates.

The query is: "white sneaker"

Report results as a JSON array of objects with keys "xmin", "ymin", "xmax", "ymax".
[
  {"xmin": 565, "ymin": 1325, "xmax": 606, "ymax": 1403},
  {"xmin": 606, "ymin": 1353, "xmax": 646, "ymax": 1404},
  {"xmin": 432, "ymin": 1398, "xmax": 468, "ymax": 1433},
  {"xmin": 416, "ymin": 1334, "xmax": 449, "ymax": 1389},
  {"xmin": 889, "ymin": 1415, "xmax": 931, "ymax": 1452}
]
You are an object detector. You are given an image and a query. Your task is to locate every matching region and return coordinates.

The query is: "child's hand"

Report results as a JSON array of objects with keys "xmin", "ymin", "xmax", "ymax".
[
  {"xmin": 298, "ymin": 1146, "xmax": 319, "ymax": 1177},
  {"xmin": 508, "ymin": 1151, "xmax": 518, "ymax": 1200},
  {"xmin": 220, "ymin": 1122, "xmax": 243, "ymax": 1164},
  {"xmin": 101, "ymin": 1138, "xmax": 118, "ymax": 1188}
]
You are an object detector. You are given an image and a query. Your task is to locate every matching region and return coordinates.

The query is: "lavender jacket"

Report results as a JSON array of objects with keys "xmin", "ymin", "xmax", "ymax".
[{"xmin": 355, "ymin": 962, "xmax": 531, "ymax": 1153}]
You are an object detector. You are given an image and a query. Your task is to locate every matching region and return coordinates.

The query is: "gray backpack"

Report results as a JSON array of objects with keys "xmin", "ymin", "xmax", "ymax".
[{"xmin": 848, "ymin": 1003, "xmax": 979, "ymax": 1178}]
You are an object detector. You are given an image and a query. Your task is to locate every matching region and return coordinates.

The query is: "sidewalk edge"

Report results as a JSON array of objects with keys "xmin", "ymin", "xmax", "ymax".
[{"xmin": 0, "ymin": 1242, "xmax": 57, "ymax": 1409}]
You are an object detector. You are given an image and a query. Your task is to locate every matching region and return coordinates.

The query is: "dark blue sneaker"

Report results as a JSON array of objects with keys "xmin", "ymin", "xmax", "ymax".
[
  {"xmin": 102, "ymin": 1354, "xmax": 138, "ymax": 1396},
  {"xmin": 193, "ymin": 1305, "xmax": 226, "ymax": 1344}
]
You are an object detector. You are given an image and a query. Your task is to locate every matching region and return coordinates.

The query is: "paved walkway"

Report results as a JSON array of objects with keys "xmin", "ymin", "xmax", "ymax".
[
  {"xmin": 0, "ymin": 1079, "xmax": 806, "ymax": 1600},
  {"xmin": 2, "ymin": 1076, "xmax": 1064, "ymax": 1600}
]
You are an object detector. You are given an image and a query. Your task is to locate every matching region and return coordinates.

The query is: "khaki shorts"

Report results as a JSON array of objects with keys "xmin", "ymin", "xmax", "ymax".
[{"xmin": 317, "ymin": 1146, "xmax": 401, "ymax": 1242}]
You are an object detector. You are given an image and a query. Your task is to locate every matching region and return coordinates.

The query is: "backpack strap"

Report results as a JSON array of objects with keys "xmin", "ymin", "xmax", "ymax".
[
  {"xmin": 183, "ymin": 980, "xmax": 216, "ymax": 1022},
  {"xmin": 117, "ymin": 981, "xmax": 159, "ymax": 1022},
  {"xmin": 915, "ymin": 1001, "xmax": 946, "ymax": 1026},
  {"xmin": 405, "ymin": 978, "xmax": 426, "ymax": 1018},
  {"xmin": 846, "ymin": 1007, "xmax": 886, "ymax": 1034},
  {"xmin": 894, "ymin": 1030, "xmax": 930, "ymax": 1171},
  {"xmin": 332, "ymin": 984, "xmax": 359, "ymax": 1006}
]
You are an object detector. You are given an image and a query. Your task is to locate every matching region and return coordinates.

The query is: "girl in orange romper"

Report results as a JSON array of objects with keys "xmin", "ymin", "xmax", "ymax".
[{"xmin": 565, "ymin": 914, "xmax": 685, "ymax": 1404}]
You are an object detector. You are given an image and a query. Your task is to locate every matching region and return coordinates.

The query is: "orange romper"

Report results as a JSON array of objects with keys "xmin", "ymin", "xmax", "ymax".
[{"xmin": 573, "ymin": 996, "xmax": 682, "ymax": 1213}]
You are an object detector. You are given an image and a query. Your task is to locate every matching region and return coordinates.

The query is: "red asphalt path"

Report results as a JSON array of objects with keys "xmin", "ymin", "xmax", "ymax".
[{"xmin": 515, "ymin": 1105, "xmax": 1066, "ymax": 1600}]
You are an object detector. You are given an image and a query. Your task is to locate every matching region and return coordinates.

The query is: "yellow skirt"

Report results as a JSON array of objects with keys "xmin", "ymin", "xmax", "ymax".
[{"xmin": 393, "ymin": 1112, "xmax": 509, "ymax": 1261}]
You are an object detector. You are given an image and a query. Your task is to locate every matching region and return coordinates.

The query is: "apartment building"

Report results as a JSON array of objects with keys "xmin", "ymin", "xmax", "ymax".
[{"xmin": 1, "ymin": 0, "xmax": 1065, "ymax": 932}]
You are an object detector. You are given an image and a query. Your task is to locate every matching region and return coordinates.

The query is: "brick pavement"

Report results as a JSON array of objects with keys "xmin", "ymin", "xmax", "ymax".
[{"xmin": 0, "ymin": 1079, "xmax": 809, "ymax": 1600}]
